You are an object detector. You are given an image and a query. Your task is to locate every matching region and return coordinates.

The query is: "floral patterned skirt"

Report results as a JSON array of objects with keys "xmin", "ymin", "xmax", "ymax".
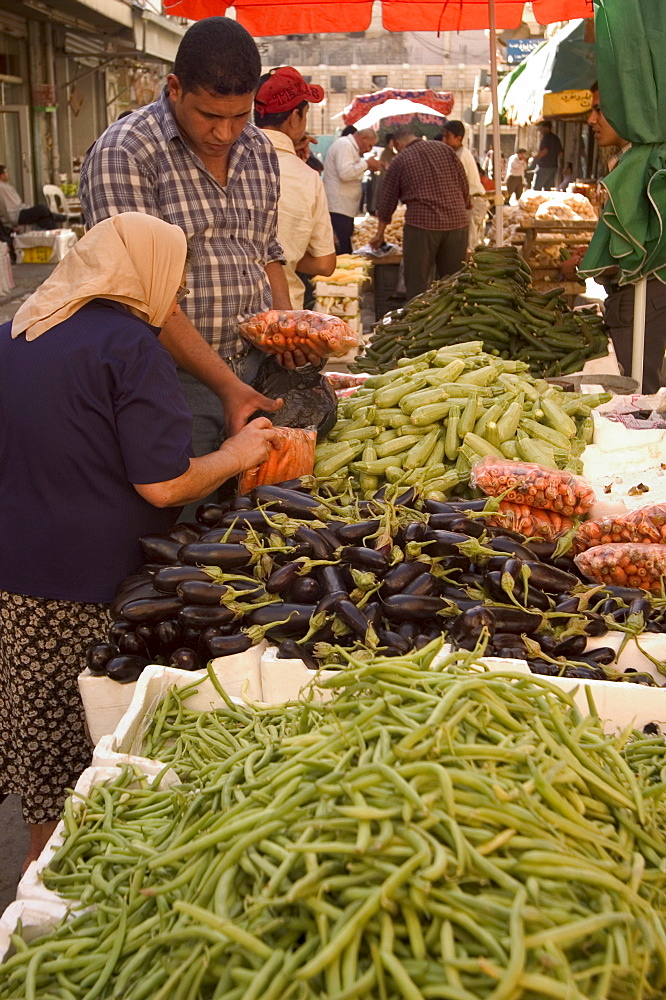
[{"xmin": 0, "ymin": 591, "xmax": 110, "ymax": 824}]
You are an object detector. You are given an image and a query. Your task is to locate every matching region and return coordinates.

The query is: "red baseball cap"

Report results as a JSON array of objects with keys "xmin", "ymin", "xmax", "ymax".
[{"xmin": 255, "ymin": 67, "xmax": 325, "ymax": 117}]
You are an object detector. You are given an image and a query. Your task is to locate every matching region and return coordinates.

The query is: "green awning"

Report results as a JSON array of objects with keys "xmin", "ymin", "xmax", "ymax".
[
  {"xmin": 486, "ymin": 19, "xmax": 596, "ymax": 127},
  {"xmin": 579, "ymin": 0, "xmax": 666, "ymax": 286}
]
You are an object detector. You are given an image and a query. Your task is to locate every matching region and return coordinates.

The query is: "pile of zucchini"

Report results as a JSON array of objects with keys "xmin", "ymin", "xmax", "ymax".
[
  {"xmin": 316, "ymin": 341, "xmax": 609, "ymax": 496},
  {"xmin": 357, "ymin": 246, "xmax": 608, "ymax": 376}
]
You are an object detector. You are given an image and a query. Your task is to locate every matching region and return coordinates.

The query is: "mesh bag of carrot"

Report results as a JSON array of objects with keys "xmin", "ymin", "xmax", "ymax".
[
  {"xmin": 471, "ymin": 457, "xmax": 595, "ymax": 517},
  {"xmin": 238, "ymin": 427, "xmax": 317, "ymax": 495}
]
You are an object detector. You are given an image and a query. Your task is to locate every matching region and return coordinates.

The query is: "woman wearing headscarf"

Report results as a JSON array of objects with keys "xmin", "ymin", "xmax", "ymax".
[{"xmin": 0, "ymin": 213, "xmax": 278, "ymax": 868}]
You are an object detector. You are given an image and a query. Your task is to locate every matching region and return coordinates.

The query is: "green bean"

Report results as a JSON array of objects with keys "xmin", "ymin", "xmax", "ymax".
[{"xmin": 6, "ymin": 652, "xmax": 666, "ymax": 999}]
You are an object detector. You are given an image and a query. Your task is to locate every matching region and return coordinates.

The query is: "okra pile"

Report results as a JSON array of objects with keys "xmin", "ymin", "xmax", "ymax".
[
  {"xmin": 6, "ymin": 650, "xmax": 666, "ymax": 999},
  {"xmin": 357, "ymin": 246, "xmax": 608, "ymax": 376},
  {"xmin": 316, "ymin": 341, "xmax": 609, "ymax": 495}
]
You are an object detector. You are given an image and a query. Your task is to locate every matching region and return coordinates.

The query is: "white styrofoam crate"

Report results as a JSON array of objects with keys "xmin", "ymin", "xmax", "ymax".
[
  {"xmin": 93, "ymin": 660, "xmax": 254, "ymax": 769},
  {"xmin": 260, "ymin": 645, "xmax": 338, "ymax": 704},
  {"xmin": 315, "ymin": 281, "xmax": 362, "ymax": 303},
  {"xmin": 0, "ymin": 899, "xmax": 68, "ymax": 963},
  {"xmin": 79, "ymin": 642, "xmax": 266, "ymax": 747},
  {"xmin": 78, "ymin": 671, "xmax": 138, "ymax": 747},
  {"xmin": 469, "ymin": 653, "xmax": 666, "ymax": 734},
  {"xmin": 585, "ymin": 633, "xmax": 666, "ymax": 687}
]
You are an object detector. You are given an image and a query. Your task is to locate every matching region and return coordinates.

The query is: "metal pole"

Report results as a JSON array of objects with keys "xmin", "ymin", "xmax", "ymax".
[
  {"xmin": 45, "ymin": 23, "xmax": 60, "ymax": 183},
  {"xmin": 632, "ymin": 277, "xmax": 647, "ymax": 391},
  {"xmin": 488, "ymin": 0, "xmax": 504, "ymax": 245}
]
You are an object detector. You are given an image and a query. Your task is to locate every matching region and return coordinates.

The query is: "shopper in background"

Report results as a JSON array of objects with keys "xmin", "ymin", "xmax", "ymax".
[
  {"xmin": 0, "ymin": 165, "xmax": 65, "ymax": 231},
  {"xmin": 482, "ymin": 147, "xmax": 505, "ymax": 180},
  {"xmin": 442, "ymin": 120, "xmax": 488, "ymax": 249},
  {"xmin": 505, "ymin": 148, "xmax": 529, "ymax": 202},
  {"xmin": 532, "ymin": 121, "xmax": 563, "ymax": 190},
  {"xmin": 79, "ymin": 17, "xmax": 287, "ymax": 503},
  {"xmin": 0, "ymin": 214, "xmax": 278, "ymax": 871},
  {"xmin": 558, "ymin": 161, "xmax": 576, "ymax": 190},
  {"xmin": 254, "ymin": 66, "xmax": 335, "ymax": 311},
  {"xmin": 323, "ymin": 128, "xmax": 381, "ymax": 253},
  {"xmin": 562, "ymin": 85, "xmax": 666, "ymax": 392},
  {"xmin": 370, "ymin": 124, "xmax": 469, "ymax": 301}
]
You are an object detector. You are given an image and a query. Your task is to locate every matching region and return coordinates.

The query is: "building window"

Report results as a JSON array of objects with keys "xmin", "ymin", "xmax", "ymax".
[
  {"xmin": 372, "ymin": 75, "xmax": 388, "ymax": 89},
  {"xmin": 426, "ymin": 74, "xmax": 443, "ymax": 90},
  {"xmin": 302, "ymin": 75, "xmax": 312, "ymax": 83},
  {"xmin": 330, "ymin": 75, "xmax": 347, "ymax": 93},
  {"xmin": 348, "ymin": 32, "xmax": 365, "ymax": 38}
]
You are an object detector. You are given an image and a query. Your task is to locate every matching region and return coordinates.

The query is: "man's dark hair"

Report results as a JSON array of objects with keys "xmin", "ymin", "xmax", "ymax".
[
  {"xmin": 393, "ymin": 124, "xmax": 417, "ymax": 141},
  {"xmin": 341, "ymin": 124, "xmax": 357, "ymax": 136},
  {"xmin": 444, "ymin": 119, "xmax": 465, "ymax": 139},
  {"xmin": 590, "ymin": 80, "xmax": 598, "ymax": 92},
  {"xmin": 173, "ymin": 17, "xmax": 261, "ymax": 96},
  {"xmin": 0, "ymin": 165, "xmax": 5, "ymax": 174},
  {"xmin": 540, "ymin": 120, "xmax": 553, "ymax": 130}
]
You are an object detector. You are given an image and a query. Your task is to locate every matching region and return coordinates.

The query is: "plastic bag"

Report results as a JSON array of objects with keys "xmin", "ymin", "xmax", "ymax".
[
  {"xmin": 239, "ymin": 309, "xmax": 359, "ymax": 360},
  {"xmin": 251, "ymin": 355, "xmax": 338, "ymax": 440},
  {"xmin": 324, "ymin": 372, "xmax": 370, "ymax": 395},
  {"xmin": 485, "ymin": 501, "xmax": 575, "ymax": 540},
  {"xmin": 238, "ymin": 427, "xmax": 317, "ymax": 495},
  {"xmin": 471, "ymin": 457, "xmax": 595, "ymax": 516},
  {"xmin": 573, "ymin": 503, "xmax": 666, "ymax": 553},
  {"xmin": 575, "ymin": 543, "xmax": 666, "ymax": 593}
]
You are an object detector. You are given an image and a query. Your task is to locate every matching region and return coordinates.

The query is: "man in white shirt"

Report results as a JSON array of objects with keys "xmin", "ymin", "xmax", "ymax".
[
  {"xmin": 254, "ymin": 67, "xmax": 336, "ymax": 312},
  {"xmin": 505, "ymin": 149, "xmax": 529, "ymax": 202},
  {"xmin": 323, "ymin": 128, "xmax": 380, "ymax": 253},
  {"xmin": 0, "ymin": 165, "xmax": 64, "ymax": 230},
  {"xmin": 442, "ymin": 121, "xmax": 488, "ymax": 250}
]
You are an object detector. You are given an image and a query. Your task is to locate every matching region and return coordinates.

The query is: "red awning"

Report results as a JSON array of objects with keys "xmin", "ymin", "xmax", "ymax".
[{"xmin": 163, "ymin": 0, "xmax": 593, "ymax": 35}]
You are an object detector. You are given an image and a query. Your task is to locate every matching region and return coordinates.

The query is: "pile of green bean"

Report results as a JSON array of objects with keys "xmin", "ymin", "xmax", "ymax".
[
  {"xmin": 357, "ymin": 246, "xmax": 608, "ymax": 377},
  {"xmin": 3, "ymin": 646, "xmax": 666, "ymax": 999}
]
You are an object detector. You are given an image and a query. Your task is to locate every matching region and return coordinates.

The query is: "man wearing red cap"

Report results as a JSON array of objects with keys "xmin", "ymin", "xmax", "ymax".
[{"xmin": 254, "ymin": 67, "xmax": 336, "ymax": 311}]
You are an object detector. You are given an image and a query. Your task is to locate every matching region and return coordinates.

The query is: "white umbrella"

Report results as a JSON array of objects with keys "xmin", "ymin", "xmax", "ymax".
[{"xmin": 351, "ymin": 98, "xmax": 446, "ymax": 131}]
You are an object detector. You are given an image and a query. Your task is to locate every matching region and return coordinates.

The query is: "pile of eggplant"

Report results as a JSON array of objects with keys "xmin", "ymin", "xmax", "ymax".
[{"xmin": 87, "ymin": 481, "xmax": 665, "ymax": 685}]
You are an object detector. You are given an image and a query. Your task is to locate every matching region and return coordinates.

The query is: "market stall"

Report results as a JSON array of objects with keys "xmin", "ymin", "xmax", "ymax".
[{"xmin": 6, "ymin": 6, "xmax": 666, "ymax": 997}]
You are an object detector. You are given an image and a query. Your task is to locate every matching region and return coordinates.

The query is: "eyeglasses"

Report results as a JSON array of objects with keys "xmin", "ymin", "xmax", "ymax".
[{"xmin": 175, "ymin": 283, "xmax": 190, "ymax": 305}]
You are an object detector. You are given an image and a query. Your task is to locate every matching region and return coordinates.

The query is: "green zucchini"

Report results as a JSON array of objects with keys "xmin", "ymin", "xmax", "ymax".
[
  {"xmin": 520, "ymin": 417, "xmax": 572, "ymax": 451},
  {"xmin": 404, "ymin": 428, "xmax": 441, "ymax": 470},
  {"xmin": 538, "ymin": 396, "xmax": 578, "ymax": 439},
  {"xmin": 444, "ymin": 405, "xmax": 461, "ymax": 462},
  {"xmin": 463, "ymin": 432, "xmax": 505, "ymax": 460}
]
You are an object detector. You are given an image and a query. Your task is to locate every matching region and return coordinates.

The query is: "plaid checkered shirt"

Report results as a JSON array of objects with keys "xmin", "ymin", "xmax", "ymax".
[
  {"xmin": 377, "ymin": 139, "xmax": 470, "ymax": 231},
  {"xmin": 79, "ymin": 89, "xmax": 285, "ymax": 358}
]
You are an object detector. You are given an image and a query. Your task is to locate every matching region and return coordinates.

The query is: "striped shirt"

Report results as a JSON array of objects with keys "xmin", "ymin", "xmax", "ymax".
[
  {"xmin": 79, "ymin": 89, "xmax": 284, "ymax": 358},
  {"xmin": 377, "ymin": 138, "xmax": 470, "ymax": 232}
]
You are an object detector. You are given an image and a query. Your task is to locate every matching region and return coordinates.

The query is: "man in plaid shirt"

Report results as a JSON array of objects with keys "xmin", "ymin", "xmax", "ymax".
[
  {"xmin": 371, "ymin": 124, "xmax": 470, "ymax": 302},
  {"xmin": 80, "ymin": 18, "xmax": 301, "ymax": 497}
]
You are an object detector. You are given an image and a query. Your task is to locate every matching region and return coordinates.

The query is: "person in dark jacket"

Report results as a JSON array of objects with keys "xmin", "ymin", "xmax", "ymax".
[{"xmin": 0, "ymin": 213, "xmax": 278, "ymax": 870}]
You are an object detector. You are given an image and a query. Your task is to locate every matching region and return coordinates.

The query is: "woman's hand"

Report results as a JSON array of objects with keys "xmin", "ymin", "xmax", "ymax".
[{"xmin": 221, "ymin": 417, "xmax": 280, "ymax": 474}]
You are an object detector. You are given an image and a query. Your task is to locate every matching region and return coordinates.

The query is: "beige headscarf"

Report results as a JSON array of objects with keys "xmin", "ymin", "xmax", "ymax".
[{"xmin": 11, "ymin": 212, "xmax": 187, "ymax": 341}]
